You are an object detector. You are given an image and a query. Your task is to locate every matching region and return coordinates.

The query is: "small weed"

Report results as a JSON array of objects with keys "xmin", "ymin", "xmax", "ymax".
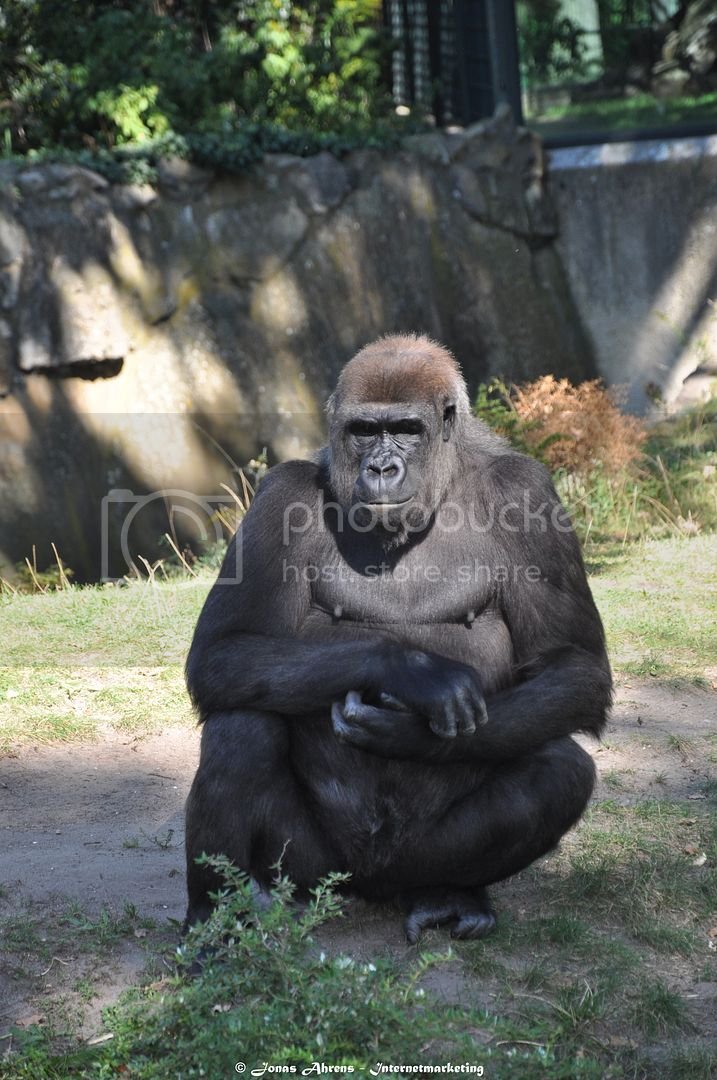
[
  {"xmin": 602, "ymin": 769, "xmax": 626, "ymax": 790},
  {"xmin": 623, "ymin": 653, "xmax": 670, "ymax": 678},
  {"xmin": 517, "ymin": 962, "xmax": 551, "ymax": 991},
  {"xmin": 72, "ymin": 978, "xmax": 96, "ymax": 1004},
  {"xmin": 0, "ymin": 913, "xmax": 48, "ymax": 956},
  {"xmin": 144, "ymin": 828, "xmax": 174, "ymax": 850},
  {"xmin": 61, "ymin": 902, "xmax": 154, "ymax": 950},
  {"xmin": 629, "ymin": 978, "xmax": 692, "ymax": 1036},
  {"xmin": 700, "ymin": 778, "xmax": 717, "ymax": 801},
  {"xmin": 459, "ymin": 943, "xmax": 509, "ymax": 979},
  {"xmin": 122, "ymin": 830, "xmax": 175, "ymax": 851},
  {"xmin": 667, "ymin": 733, "xmax": 696, "ymax": 756},
  {"xmin": 553, "ymin": 978, "xmax": 607, "ymax": 1033},
  {"xmin": 665, "ymin": 1045, "xmax": 717, "ymax": 1080},
  {"xmin": 539, "ymin": 913, "xmax": 590, "ymax": 947},
  {"xmin": 631, "ymin": 921, "xmax": 698, "ymax": 955}
]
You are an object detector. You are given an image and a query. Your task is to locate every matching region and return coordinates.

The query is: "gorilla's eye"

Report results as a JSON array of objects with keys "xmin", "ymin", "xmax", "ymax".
[
  {"xmin": 348, "ymin": 421, "xmax": 380, "ymax": 438},
  {"xmin": 347, "ymin": 418, "xmax": 424, "ymax": 439},
  {"xmin": 389, "ymin": 419, "xmax": 424, "ymax": 436}
]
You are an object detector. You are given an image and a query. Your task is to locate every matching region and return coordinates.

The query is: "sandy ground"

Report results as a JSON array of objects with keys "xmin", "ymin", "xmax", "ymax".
[{"xmin": 0, "ymin": 678, "xmax": 715, "ymax": 1044}]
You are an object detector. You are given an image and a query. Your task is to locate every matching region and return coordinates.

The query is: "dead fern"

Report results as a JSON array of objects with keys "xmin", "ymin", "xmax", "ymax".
[{"xmin": 508, "ymin": 376, "xmax": 647, "ymax": 478}]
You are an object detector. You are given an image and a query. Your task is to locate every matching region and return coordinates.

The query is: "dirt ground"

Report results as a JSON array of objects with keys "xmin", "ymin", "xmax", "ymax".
[{"xmin": 1, "ymin": 677, "xmax": 715, "ymax": 1047}]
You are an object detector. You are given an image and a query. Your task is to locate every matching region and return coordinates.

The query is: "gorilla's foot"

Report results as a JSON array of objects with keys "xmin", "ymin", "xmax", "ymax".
[{"xmin": 400, "ymin": 886, "xmax": 496, "ymax": 944}]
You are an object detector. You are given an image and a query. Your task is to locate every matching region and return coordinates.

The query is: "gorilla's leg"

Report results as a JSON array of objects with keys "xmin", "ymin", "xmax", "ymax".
[
  {"xmin": 390, "ymin": 736, "xmax": 595, "ymax": 942},
  {"xmin": 184, "ymin": 710, "xmax": 338, "ymax": 928}
]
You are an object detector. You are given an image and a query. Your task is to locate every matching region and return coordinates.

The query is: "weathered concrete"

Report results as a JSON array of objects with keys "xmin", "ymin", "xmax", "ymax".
[
  {"xmin": 549, "ymin": 135, "xmax": 717, "ymax": 412},
  {"xmin": 0, "ymin": 109, "xmax": 596, "ymax": 580}
]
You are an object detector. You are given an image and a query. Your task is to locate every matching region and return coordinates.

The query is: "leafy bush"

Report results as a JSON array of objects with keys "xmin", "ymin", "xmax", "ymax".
[
  {"xmin": 6, "ymin": 860, "xmax": 487, "ymax": 1078},
  {"xmin": 475, "ymin": 375, "xmax": 647, "ymax": 478},
  {"xmin": 510, "ymin": 376, "xmax": 648, "ymax": 478},
  {"xmin": 0, "ymin": 0, "xmax": 394, "ymax": 159},
  {"xmin": 475, "ymin": 378, "xmax": 717, "ymax": 543},
  {"xmin": 516, "ymin": 0, "xmax": 587, "ymax": 87}
]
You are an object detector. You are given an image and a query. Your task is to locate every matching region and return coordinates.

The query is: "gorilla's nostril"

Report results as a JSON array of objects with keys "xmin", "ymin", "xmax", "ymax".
[{"xmin": 368, "ymin": 461, "xmax": 399, "ymax": 478}]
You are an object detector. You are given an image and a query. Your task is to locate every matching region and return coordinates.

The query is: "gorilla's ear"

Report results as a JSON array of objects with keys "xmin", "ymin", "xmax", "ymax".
[{"xmin": 442, "ymin": 402, "xmax": 456, "ymax": 442}]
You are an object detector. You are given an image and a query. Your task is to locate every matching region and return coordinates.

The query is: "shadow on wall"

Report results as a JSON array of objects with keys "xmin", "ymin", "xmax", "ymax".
[
  {"xmin": 0, "ymin": 109, "xmax": 602, "ymax": 581},
  {"xmin": 549, "ymin": 135, "xmax": 717, "ymax": 413}
]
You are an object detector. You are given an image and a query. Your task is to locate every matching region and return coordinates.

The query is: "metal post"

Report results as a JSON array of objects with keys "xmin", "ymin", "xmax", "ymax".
[{"xmin": 485, "ymin": 0, "xmax": 523, "ymax": 122}]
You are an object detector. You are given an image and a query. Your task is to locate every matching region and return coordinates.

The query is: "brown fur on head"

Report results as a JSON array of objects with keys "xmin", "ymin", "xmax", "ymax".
[{"xmin": 327, "ymin": 334, "xmax": 470, "ymax": 418}]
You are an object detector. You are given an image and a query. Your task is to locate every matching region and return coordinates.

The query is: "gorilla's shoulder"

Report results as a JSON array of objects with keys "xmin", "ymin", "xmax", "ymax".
[
  {"xmin": 463, "ymin": 420, "xmax": 555, "ymax": 498},
  {"xmin": 257, "ymin": 458, "xmax": 322, "ymax": 498},
  {"xmin": 485, "ymin": 449, "xmax": 555, "ymax": 496}
]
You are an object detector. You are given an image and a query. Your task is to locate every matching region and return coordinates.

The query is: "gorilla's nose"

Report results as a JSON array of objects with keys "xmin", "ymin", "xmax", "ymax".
[
  {"xmin": 368, "ymin": 459, "xmax": 399, "ymax": 478},
  {"xmin": 361, "ymin": 455, "xmax": 407, "ymax": 501}
]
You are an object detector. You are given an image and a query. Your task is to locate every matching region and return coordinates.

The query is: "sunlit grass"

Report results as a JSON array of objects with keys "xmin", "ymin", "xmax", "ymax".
[{"xmin": 589, "ymin": 533, "xmax": 717, "ymax": 680}]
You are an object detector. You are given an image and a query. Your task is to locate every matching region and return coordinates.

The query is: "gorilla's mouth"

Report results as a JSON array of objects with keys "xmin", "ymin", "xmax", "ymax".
[{"xmin": 362, "ymin": 497, "xmax": 414, "ymax": 509}]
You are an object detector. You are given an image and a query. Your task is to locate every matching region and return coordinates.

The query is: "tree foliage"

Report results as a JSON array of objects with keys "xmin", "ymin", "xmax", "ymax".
[{"xmin": 0, "ymin": 0, "xmax": 392, "ymax": 154}]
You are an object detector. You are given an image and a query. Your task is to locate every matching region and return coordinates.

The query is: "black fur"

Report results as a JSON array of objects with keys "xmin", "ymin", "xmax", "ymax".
[{"xmin": 184, "ymin": 338, "xmax": 611, "ymax": 941}]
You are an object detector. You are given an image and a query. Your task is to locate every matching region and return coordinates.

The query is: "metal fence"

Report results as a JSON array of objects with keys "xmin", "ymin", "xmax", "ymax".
[{"xmin": 383, "ymin": 0, "xmax": 522, "ymax": 125}]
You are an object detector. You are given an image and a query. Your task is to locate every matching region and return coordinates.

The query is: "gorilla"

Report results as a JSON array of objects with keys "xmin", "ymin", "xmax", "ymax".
[{"xmin": 184, "ymin": 334, "xmax": 611, "ymax": 942}]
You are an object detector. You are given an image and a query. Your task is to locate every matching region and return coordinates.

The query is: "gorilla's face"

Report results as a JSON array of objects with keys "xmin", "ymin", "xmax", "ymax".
[{"xmin": 329, "ymin": 399, "xmax": 457, "ymax": 538}]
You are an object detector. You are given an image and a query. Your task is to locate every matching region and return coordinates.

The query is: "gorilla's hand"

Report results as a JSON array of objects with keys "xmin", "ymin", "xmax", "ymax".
[
  {"xmin": 332, "ymin": 691, "xmax": 439, "ymax": 759},
  {"xmin": 378, "ymin": 650, "xmax": 488, "ymax": 737}
]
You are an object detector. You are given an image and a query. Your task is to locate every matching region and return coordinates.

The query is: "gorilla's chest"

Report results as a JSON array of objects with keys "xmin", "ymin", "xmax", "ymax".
[
  {"xmin": 303, "ymin": 539, "xmax": 514, "ymax": 683},
  {"xmin": 309, "ymin": 545, "xmax": 492, "ymax": 625}
]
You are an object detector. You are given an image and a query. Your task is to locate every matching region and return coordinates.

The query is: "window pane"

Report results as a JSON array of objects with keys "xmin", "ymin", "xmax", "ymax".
[{"xmin": 516, "ymin": 1, "xmax": 717, "ymax": 141}]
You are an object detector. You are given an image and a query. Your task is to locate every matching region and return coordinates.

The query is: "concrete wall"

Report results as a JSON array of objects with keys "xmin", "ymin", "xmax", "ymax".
[
  {"xmin": 549, "ymin": 134, "xmax": 717, "ymax": 412},
  {"xmin": 0, "ymin": 108, "xmax": 596, "ymax": 581},
  {"xmin": 3, "ymin": 114, "xmax": 715, "ymax": 581}
]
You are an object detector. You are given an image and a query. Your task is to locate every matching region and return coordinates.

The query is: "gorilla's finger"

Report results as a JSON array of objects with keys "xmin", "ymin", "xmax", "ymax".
[
  {"xmin": 342, "ymin": 690, "xmax": 364, "ymax": 719},
  {"xmin": 332, "ymin": 702, "xmax": 375, "ymax": 750},
  {"xmin": 475, "ymin": 694, "xmax": 489, "ymax": 727},
  {"xmin": 463, "ymin": 680, "xmax": 489, "ymax": 726},
  {"xmin": 404, "ymin": 913, "xmax": 424, "ymax": 945},
  {"xmin": 403, "ymin": 900, "xmax": 456, "ymax": 944},
  {"xmin": 331, "ymin": 701, "xmax": 350, "ymax": 738},
  {"xmin": 454, "ymin": 687, "xmax": 477, "ymax": 735},
  {"xmin": 379, "ymin": 692, "xmax": 411, "ymax": 712},
  {"xmin": 429, "ymin": 708, "xmax": 458, "ymax": 739}
]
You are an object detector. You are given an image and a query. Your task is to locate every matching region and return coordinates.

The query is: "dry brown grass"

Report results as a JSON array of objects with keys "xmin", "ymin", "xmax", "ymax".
[{"xmin": 510, "ymin": 376, "xmax": 648, "ymax": 478}]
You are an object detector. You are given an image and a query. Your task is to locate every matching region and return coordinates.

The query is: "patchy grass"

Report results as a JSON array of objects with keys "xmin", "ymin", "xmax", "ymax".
[
  {"xmin": 1, "ymin": 533, "xmax": 715, "ymax": 751},
  {"xmin": 10, "ymin": 860, "xmax": 691, "ymax": 1080},
  {"xmin": 0, "ymin": 897, "xmax": 172, "ymax": 1073},
  {"xmin": 589, "ymin": 533, "xmax": 717, "ymax": 683},
  {"xmin": 1, "ymin": 532, "xmax": 716, "ymax": 1076},
  {"xmin": 0, "ymin": 901, "xmax": 155, "ymax": 965},
  {"xmin": 0, "ymin": 579, "xmax": 205, "ymax": 668},
  {"xmin": 528, "ymin": 89, "xmax": 717, "ymax": 138},
  {"xmin": 0, "ymin": 580, "xmax": 205, "ymax": 750}
]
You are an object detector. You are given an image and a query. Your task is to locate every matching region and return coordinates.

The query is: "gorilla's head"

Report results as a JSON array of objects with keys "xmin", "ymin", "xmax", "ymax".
[{"xmin": 326, "ymin": 335, "xmax": 471, "ymax": 541}]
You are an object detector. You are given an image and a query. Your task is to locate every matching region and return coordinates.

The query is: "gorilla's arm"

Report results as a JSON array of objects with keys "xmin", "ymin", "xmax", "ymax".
[
  {"xmin": 333, "ymin": 457, "xmax": 612, "ymax": 761},
  {"xmin": 333, "ymin": 643, "xmax": 610, "ymax": 763},
  {"xmin": 478, "ymin": 457, "xmax": 612, "ymax": 750},
  {"xmin": 186, "ymin": 463, "xmax": 485, "ymax": 726},
  {"xmin": 186, "ymin": 463, "xmax": 378, "ymax": 717}
]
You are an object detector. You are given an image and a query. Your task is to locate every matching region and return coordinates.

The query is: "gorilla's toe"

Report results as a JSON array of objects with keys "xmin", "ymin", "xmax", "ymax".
[{"xmin": 401, "ymin": 887, "xmax": 496, "ymax": 944}]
